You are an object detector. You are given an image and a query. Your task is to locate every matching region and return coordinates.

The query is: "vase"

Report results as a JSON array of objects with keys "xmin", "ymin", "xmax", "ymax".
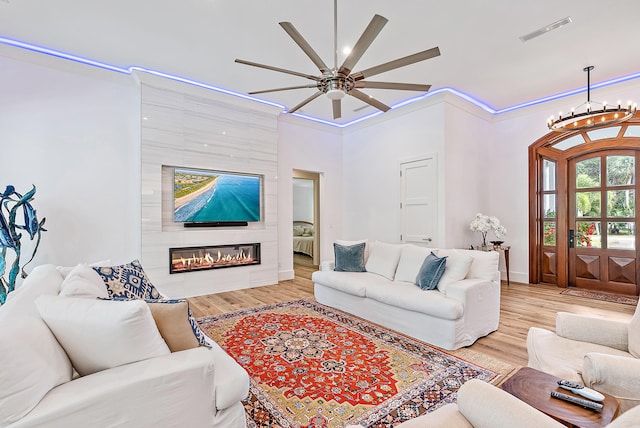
[{"xmin": 480, "ymin": 232, "xmax": 488, "ymax": 251}]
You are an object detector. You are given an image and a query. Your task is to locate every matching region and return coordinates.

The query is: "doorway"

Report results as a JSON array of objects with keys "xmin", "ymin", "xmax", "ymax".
[
  {"xmin": 292, "ymin": 170, "xmax": 320, "ymax": 269},
  {"xmin": 568, "ymin": 151, "xmax": 638, "ymax": 294},
  {"xmin": 529, "ymin": 115, "xmax": 640, "ymax": 296}
]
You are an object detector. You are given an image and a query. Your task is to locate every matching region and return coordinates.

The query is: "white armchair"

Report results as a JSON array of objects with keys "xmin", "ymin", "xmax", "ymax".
[
  {"xmin": 527, "ymin": 303, "xmax": 640, "ymax": 413},
  {"xmin": 348, "ymin": 379, "xmax": 640, "ymax": 427}
]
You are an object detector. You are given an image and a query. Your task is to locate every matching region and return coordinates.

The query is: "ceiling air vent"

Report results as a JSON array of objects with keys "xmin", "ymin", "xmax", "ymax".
[{"xmin": 519, "ymin": 17, "xmax": 572, "ymax": 42}]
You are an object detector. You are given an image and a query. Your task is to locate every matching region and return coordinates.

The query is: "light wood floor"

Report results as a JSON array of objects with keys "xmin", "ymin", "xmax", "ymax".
[{"xmin": 188, "ymin": 254, "xmax": 636, "ymax": 368}]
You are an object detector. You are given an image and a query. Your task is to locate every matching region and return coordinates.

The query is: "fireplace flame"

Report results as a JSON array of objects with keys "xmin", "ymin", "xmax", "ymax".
[{"xmin": 170, "ymin": 244, "xmax": 260, "ymax": 273}]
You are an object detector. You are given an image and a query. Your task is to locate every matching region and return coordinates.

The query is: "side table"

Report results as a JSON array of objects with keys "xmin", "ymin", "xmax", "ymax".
[{"xmin": 501, "ymin": 367, "xmax": 619, "ymax": 428}]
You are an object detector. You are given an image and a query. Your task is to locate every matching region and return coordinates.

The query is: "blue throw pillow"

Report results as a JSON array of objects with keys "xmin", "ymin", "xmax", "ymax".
[
  {"xmin": 334, "ymin": 242, "xmax": 366, "ymax": 272},
  {"xmin": 415, "ymin": 252, "xmax": 447, "ymax": 290},
  {"xmin": 93, "ymin": 260, "xmax": 162, "ymax": 300}
]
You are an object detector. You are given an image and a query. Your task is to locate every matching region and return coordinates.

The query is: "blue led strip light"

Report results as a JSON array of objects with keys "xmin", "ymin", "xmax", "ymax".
[{"xmin": 1, "ymin": 36, "xmax": 639, "ymax": 128}]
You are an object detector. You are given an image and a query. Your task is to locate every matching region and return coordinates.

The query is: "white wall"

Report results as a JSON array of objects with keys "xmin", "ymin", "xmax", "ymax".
[
  {"xmin": 342, "ymin": 97, "xmax": 447, "ymax": 245},
  {"xmin": 443, "ymin": 98, "xmax": 494, "ymax": 249},
  {"xmin": 277, "ymin": 117, "xmax": 343, "ymax": 279},
  {"xmin": 138, "ymin": 72, "xmax": 281, "ymax": 298},
  {"xmin": 0, "ymin": 47, "xmax": 139, "ymax": 282}
]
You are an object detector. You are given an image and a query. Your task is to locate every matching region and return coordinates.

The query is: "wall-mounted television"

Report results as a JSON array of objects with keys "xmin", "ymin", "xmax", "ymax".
[{"xmin": 173, "ymin": 167, "xmax": 261, "ymax": 225}]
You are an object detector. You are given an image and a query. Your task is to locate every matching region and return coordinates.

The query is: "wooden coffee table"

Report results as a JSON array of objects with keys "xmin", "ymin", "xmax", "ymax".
[{"xmin": 501, "ymin": 367, "xmax": 619, "ymax": 428}]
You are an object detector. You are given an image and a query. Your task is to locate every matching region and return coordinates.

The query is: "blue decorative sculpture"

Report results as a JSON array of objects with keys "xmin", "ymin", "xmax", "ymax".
[{"xmin": 0, "ymin": 185, "xmax": 46, "ymax": 304}]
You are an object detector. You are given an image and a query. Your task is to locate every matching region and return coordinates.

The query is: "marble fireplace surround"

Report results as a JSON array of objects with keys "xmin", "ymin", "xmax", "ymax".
[{"xmin": 138, "ymin": 71, "xmax": 281, "ymax": 298}]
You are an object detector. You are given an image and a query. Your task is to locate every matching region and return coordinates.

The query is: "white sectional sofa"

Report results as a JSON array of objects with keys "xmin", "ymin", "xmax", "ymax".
[
  {"xmin": 0, "ymin": 263, "xmax": 249, "ymax": 428},
  {"xmin": 312, "ymin": 241, "xmax": 501, "ymax": 350}
]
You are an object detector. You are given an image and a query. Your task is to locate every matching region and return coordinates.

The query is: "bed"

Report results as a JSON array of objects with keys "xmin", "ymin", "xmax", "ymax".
[{"xmin": 293, "ymin": 221, "xmax": 314, "ymax": 257}]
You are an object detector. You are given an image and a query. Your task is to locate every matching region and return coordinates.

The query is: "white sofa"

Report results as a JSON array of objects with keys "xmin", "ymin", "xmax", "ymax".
[
  {"xmin": 0, "ymin": 264, "xmax": 249, "ymax": 428},
  {"xmin": 312, "ymin": 241, "xmax": 501, "ymax": 350}
]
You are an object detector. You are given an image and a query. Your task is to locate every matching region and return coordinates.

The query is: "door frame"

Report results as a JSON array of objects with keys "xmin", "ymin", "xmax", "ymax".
[
  {"xmin": 529, "ymin": 113, "xmax": 640, "ymax": 294},
  {"xmin": 292, "ymin": 169, "xmax": 321, "ymax": 265}
]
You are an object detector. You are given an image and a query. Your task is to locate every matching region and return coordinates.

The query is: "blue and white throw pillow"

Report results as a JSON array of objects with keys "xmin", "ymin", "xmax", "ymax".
[
  {"xmin": 93, "ymin": 260, "xmax": 161, "ymax": 300},
  {"xmin": 415, "ymin": 252, "xmax": 448, "ymax": 290}
]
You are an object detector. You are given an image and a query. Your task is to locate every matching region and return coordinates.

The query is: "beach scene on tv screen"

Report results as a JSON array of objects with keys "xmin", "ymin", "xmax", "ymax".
[{"xmin": 174, "ymin": 168, "xmax": 260, "ymax": 223}]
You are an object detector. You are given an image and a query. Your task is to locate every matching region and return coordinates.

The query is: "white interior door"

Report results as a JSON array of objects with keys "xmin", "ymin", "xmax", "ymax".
[{"xmin": 400, "ymin": 156, "xmax": 437, "ymax": 247}]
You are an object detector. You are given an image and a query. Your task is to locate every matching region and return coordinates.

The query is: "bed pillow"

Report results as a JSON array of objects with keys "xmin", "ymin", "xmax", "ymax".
[
  {"xmin": 334, "ymin": 242, "xmax": 366, "ymax": 272},
  {"xmin": 92, "ymin": 259, "xmax": 161, "ymax": 300},
  {"xmin": 0, "ymin": 317, "xmax": 73, "ymax": 425},
  {"xmin": 35, "ymin": 295, "xmax": 170, "ymax": 376},
  {"xmin": 394, "ymin": 245, "xmax": 438, "ymax": 283},
  {"xmin": 415, "ymin": 252, "xmax": 447, "ymax": 290},
  {"xmin": 365, "ymin": 241, "xmax": 403, "ymax": 280},
  {"xmin": 59, "ymin": 264, "xmax": 109, "ymax": 299}
]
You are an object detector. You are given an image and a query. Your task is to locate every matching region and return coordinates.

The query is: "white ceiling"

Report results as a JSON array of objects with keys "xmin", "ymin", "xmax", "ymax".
[{"xmin": 1, "ymin": 0, "xmax": 639, "ymax": 124}]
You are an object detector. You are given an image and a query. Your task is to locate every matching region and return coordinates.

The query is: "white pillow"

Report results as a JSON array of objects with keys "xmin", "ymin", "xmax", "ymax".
[
  {"xmin": 365, "ymin": 241, "xmax": 403, "ymax": 280},
  {"xmin": 458, "ymin": 250, "xmax": 500, "ymax": 280},
  {"xmin": 336, "ymin": 239, "xmax": 370, "ymax": 263},
  {"xmin": 0, "ymin": 317, "xmax": 73, "ymax": 425},
  {"xmin": 35, "ymin": 295, "xmax": 170, "ymax": 376},
  {"xmin": 59, "ymin": 264, "xmax": 109, "ymax": 299},
  {"xmin": 56, "ymin": 259, "xmax": 112, "ymax": 279},
  {"xmin": 394, "ymin": 245, "xmax": 438, "ymax": 283},
  {"xmin": 437, "ymin": 249, "xmax": 474, "ymax": 292}
]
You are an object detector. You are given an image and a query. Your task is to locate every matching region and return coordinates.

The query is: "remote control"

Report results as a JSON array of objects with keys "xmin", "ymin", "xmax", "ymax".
[
  {"xmin": 557, "ymin": 379, "xmax": 605, "ymax": 402},
  {"xmin": 551, "ymin": 391, "xmax": 603, "ymax": 412}
]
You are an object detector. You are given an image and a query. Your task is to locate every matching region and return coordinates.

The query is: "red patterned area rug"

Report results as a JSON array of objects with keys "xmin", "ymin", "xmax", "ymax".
[
  {"xmin": 560, "ymin": 288, "xmax": 639, "ymax": 306},
  {"xmin": 198, "ymin": 299, "xmax": 501, "ymax": 428}
]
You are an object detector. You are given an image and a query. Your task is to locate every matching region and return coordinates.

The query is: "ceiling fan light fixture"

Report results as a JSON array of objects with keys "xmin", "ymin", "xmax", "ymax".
[
  {"xmin": 547, "ymin": 66, "xmax": 637, "ymax": 132},
  {"xmin": 326, "ymin": 88, "xmax": 346, "ymax": 100}
]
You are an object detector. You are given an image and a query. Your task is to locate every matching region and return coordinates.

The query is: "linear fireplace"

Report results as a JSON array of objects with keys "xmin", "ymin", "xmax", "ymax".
[{"xmin": 169, "ymin": 243, "xmax": 261, "ymax": 274}]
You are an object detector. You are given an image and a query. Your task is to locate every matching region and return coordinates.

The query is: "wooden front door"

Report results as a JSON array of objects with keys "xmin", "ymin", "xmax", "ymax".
[{"xmin": 568, "ymin": 151, "xmax": 639, "ymax": 295}]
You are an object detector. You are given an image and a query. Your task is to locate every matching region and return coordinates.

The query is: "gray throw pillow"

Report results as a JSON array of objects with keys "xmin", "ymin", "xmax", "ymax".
[
  {"xmin": 415, "ymin": 252, "xmax": 447, "ymax": 290},
  {"xmin": 334, "ymin": 242, "xmax": 366, "ymax": 272}
]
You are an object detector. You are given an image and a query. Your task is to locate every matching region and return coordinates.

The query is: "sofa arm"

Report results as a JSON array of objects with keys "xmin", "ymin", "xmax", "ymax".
[
  {"xmin": 445, "ymin": 278, "xmax": 500, "ymax": 331},
  {"xmin": 457, "ymin": 379, "xmax": 565, "ymax": 428},
  {"xmin": 320, "ymin": 260, "xmax": 335, "ymax": 271},
  {"xmin": 13, "ymin": 348, "xmax": 219, "ymax": 428},
  {"xmin": 582, "ymin": 353, "xmax": 640, "ymax": 412},
  {"xmin": 556, "ymin": 312, "xmax": 629, "ymax": 351}
]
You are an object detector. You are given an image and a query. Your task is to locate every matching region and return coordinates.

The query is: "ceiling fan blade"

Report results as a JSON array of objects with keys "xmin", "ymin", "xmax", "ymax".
[
  {"xmin": 348, "ymin": 89, "xmax": 391, "ymax": 112},
  {"xmin": 288, "ymin": 91, "xmax": 324, "ymax": 114},
  {"xmin": 332, "ymin": 99, "xmax": 342, "ymax": 119},
  {"xmin": 350, "ymin": 47, "xmax": 441, "ymax": 81},
  {"xmin": 248, "ymin": 84, "xmax": 318, "ymax": 95},
  {"xmin": 279, "ymin": 22, "xmax": 332, "ymax": 75},
  {"xmin": 354, "ymin": 81, "xmax": 431, "ymax": 91},
  {"xmin": 235, "ymin": 59, "xmax": 319, "ymax": 82},
  {"xmin": 337, "ymin": 14, "xmax": 388, "ymax": 76}
]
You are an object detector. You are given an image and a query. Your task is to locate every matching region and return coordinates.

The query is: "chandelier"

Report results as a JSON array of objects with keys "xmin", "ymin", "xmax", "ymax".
[{"xmin": 547, "ymin": 66, "xmax": 637, "ymax": 132}]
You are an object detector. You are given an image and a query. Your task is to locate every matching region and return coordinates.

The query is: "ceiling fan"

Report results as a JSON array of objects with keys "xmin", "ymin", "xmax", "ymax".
[{"xmin": 235, "ymin": 0, "xmax": 441, "ymax": 119}]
